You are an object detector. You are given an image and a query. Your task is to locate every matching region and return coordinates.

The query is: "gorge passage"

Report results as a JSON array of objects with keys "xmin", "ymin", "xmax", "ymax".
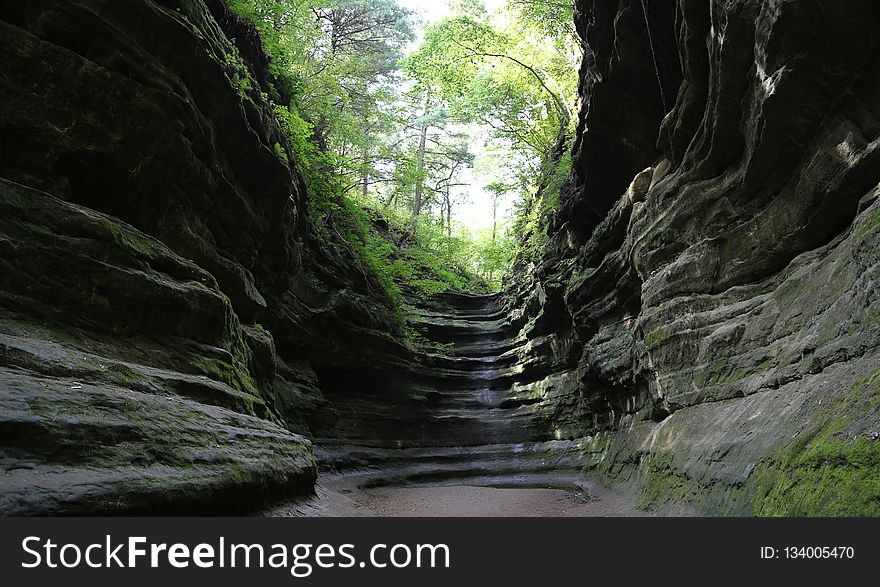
[
  {"xmin": 300, "ymin": 293, "xmax": 634, "ymax": 517},
  {"xmin": 2, "ymin": 0, "xmax": 880, "ymax": 516}
]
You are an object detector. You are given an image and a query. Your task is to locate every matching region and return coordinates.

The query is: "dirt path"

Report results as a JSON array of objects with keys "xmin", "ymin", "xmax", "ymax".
[
  {"xmin": 270, "ymin": 477, "xmax": 643, "ymax": 517},
  {"xmin": 356, "ymin": 484, "xmax": 641, "ymax": 517}
]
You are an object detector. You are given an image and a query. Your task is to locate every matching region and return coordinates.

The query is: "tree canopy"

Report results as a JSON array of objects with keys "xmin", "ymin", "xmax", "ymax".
[{"xmin": 227, "ymin": 0, "xmax": 579, "ymax": 307}]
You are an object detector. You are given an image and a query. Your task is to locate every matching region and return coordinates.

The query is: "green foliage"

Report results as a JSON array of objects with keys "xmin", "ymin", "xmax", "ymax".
[
  {"xmin": 449, "ymin": 0, "xmax": 487, "ymax": 18},
  {"xmin": 511, "ymin": 148, "xmax": 572, "ymax": 265},
  {"xmin": 273, "ymin": 142, "xmax": 289, "ymax": 163},
  {"xmin": 472, "ymin": 230, "xmax": 513, "ymax": 289},
  {"xmin": 222, "ymin": 50, "xmax": 255, "ymax": 99},
  {"xmin": 225, "ymin": 0, "xmax": 578, "ymax": 319},
  {"xmin": 227, "ymin": 0, "xmax": 414, "ymax": 192},
  {"xmin": 508, "ymin": 0, "xmax": 581, "ymax": 48},
  {"xmin": 367, "ymin": 206, "xmax": 492, "ymax": 297},
  {"xmin": 401, "ymin": 4, "xmax": 579, "ymax": 278},
  {"xmin": 324, "ymin": 196, "xmax": 403, "ymax": 302},
  {"xmin": 403, "ymin": 11, "xmax": 577, "ymax": 163}
]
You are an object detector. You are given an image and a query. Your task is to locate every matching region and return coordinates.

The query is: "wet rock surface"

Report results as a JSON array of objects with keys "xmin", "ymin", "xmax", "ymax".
[
  {"xmin": 316, "ymin": 295, "xmax": 585, "ymax": 482},
  {"xmin": 273, "ymin": 293, "xmax": 637, "ymax": 515}
]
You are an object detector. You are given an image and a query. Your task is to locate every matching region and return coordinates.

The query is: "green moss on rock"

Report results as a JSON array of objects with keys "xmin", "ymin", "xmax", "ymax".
[
  {"xmin": 753, "ymin": 435, "xmax": 880, "ymax": 516},
  {"xmin": 751, "ymin": 369, "xmax": 880, "ymax": 516}
]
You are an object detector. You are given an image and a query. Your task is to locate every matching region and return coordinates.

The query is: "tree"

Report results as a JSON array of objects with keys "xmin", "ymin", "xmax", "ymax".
[
  {"xmin": 485, "ymin": 181, "xmax": 513, "ymax": 242},
  {"xmin": 412, "ymin": 103, "xmax": 433, "ymax": 217},
  {"xmin": 228, "ymin": 0, "xmax": 579, "ymax": 298},
  {"xmin": 507, "ymin": 0, "xmax": 582, "ymax": 49},
  {"xmin": 403, "ymin": 15, "xmax": 575, "ymax": 162},
  {"xmin": 448, "ymin": 0, "xmax": 487, "ymax": 18},
  {"xmin": 228, "ymin": 0, "xmax": 415, "ymax": 206},
  {"xmin": 402, "ymin": 4, "xmax": 580, "ymax": 272}
]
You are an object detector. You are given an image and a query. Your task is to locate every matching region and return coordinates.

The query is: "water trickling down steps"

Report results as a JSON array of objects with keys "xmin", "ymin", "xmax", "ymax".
[{"xmin": 299, "ymin": 293, "xmax": 605, "ymax": 512}]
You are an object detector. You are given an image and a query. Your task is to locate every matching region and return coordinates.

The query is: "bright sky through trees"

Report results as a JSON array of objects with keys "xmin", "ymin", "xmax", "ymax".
[
  {"xmin": 398, "ymin": 0, "xmax": 513, "ymax": 232},
  {"xmin": 227, "ymin": 0, "xmax": 578, "ymax": 294}
]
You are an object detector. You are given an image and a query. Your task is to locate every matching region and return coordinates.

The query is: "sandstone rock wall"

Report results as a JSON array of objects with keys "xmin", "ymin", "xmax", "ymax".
[
  {"xmin": 505, "ymin": 0, "xmax": 880, "ymax": 514},
  {"xmin": 0, "ymin": 0, "xmax": 407, "ymax": 514}
]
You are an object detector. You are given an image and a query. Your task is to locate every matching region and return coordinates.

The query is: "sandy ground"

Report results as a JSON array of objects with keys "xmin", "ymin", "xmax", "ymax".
[
  {"xmin": 357, "ymin": 484, "xmax": 640, "ymax": 517},
  {"xmin": 269, "ymin": 478, "xmax": 643, "ymax": 517}
]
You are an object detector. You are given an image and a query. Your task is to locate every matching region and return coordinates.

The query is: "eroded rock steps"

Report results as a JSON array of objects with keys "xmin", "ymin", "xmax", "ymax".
[{"xmin": 314, "ymin": 293, "xmax": 589, "ymax": 494}]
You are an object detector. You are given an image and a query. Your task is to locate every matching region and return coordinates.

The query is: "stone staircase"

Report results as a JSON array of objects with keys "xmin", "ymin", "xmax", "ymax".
[{"xmin": 314, "ymin": 293, "xmax": 590, "ymax": 492}]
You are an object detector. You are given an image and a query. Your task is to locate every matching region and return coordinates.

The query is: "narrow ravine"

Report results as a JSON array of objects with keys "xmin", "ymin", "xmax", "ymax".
[
  {"xmin": 267, "ymin": 294, "xmax": 640, "ymax": 516},
  {"xmin": 3, "ymin": 0, "xmax": 879, "ymax": 518}
]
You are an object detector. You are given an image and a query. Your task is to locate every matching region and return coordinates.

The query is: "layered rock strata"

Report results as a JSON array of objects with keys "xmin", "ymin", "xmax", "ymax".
[
  {"xmin": 498, "ymin": 0, "xmax": 880, "ymax": 514},
  {"xmin": 0, "ymin": 0, "xmax": 405, "ymax": 514}
]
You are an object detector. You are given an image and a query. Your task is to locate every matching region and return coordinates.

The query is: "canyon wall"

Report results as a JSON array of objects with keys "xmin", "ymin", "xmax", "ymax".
[
  {"xmin": 504, "ymin": 0, "xmax": 880, "ymax": 514},
  {"xmin": 0, "ymin": 0, "xmax": 410, "ymax": 514}
]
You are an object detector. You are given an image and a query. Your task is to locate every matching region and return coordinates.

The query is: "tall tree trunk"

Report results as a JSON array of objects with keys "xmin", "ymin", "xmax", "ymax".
[
  {"xmin": 361, "ymin": 143, "xmax": 370, "ymax": 198},
  {"xmin": 445, "ymin": 185, "xmax": 452, "ymax": 236},
  {"xmin": 413, "ymin": 122, "xmax": 428, "ymax": 217},
  {"xmin": 492, "ymin": 196, "xmax": 498, "ymax": 242}
]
